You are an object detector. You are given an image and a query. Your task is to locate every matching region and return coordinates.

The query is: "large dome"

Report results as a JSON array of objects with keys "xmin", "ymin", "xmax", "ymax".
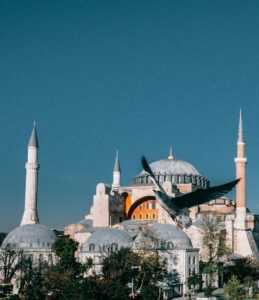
[
  {"xmin": 2, "ymin": 224, "xmax": 57, "ymax": 251},
  {"xmin": 133, "ymin": 156, "xmax": 209, "ymax": 188},
  {"xmin": 82, "ymin": 228, "xmax": 133, "ymax": 252},
  {"xmin": 148, "ymin": 159, "xmax": 200, "ymax": 176},
  {"xmin": 135, "ymin": 223, "xmax": 192, "ymax": 250}
]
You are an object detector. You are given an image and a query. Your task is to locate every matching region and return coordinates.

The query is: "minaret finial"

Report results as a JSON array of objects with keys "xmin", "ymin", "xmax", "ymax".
[
  {"xmin": 168, "ymin": 146, "xmax": 174, "ymax": 160},
  {"xmin": 238, "ymin": 109, "xmax": 244, "ymax": 143}
]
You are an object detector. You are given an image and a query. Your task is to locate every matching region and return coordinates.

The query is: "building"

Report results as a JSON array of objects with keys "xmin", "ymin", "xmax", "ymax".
[{"xmin": 2, "ymin": 110, "xmax": 259, "ymax": 297}]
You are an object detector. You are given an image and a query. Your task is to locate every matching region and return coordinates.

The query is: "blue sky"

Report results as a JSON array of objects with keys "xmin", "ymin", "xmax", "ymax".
[{"xmin": 1, "ymin": 0, "xmax": 259, "ymax": 231}]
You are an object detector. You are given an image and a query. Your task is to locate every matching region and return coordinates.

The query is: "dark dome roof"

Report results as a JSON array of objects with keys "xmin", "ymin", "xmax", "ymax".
[{"xmin": 2, "ymin": 224, "xmax": 57, "ymax": 251}]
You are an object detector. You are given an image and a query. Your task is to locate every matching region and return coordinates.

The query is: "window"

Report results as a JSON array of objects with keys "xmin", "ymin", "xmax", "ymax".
[
  {"xmin": 188, "ymin": 257, "xmax": 191, "ymax": 264},
  {"xmin": 173, "ymin": 257, "xmax": 178, "ymax": 265},
  {"xmin": 152, "ymin": 213, "xmax": 156, "ymax": 219},
  {"xmin": 152, "ymin": 200, "xmax": 156, "ymax": 209},
  {"xmin": 146, "ymin": 214, "xmax": 149, "ymax": 219},
  {"xmin": 139, "ymin": 214, "xmax": 142, "ymax": 219},
  {"xmin": 167, "ymin": 242, "xmax": 174, "ymax": 250},
  {"xmin": 193, "ymin": 256, "xmax": 196, "ymax": 264},
  {"xmin": 188, "ymin": 268, "xmax": 191, "ymax": 276},
  {"xmin": 133, "ymin": 214, "xmax": 136, "ymax": 220},
  {"xmin": 139, "ymin": 205, "xmax": 142, "ymax": 210},
  {"xmin": 48, "ymin": 254, "xmax": 52, "ymax": 263},
  {"xmin": 119, "ymin": 217, "xmax": 123, "ymax": 223},
  {"xmin": 146, "ymin": 203, "xmax": 149, "ymax": 209},
  {"xmin": 89, "ymin": 244, "xmax": 95, "ymax": 252},
  {"xmin": 111, "ymin": 243, "xmax": 118, "ymax": 251}
]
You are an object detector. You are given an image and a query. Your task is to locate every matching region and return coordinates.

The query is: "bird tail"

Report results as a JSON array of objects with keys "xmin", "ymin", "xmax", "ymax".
[{"xmin": 176, "ymin": 214, "xmax": 192, "ymax": 229}]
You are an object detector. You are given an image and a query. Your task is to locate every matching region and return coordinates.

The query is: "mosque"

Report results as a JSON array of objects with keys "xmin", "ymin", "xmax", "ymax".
[{"xmin": 1, "ymin": 111, "xmax": 259, "ymax": 296}]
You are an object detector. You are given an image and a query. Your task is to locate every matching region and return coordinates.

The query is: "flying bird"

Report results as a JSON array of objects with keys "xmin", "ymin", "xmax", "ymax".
[{"xmin": 142, "ymin": 156, "xmax": 240, "ymax": 228}]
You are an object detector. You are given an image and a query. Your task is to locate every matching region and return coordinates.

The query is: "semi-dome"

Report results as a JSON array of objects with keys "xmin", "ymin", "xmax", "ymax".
[
  {"xmin": 135, "ymin": 223, "xmax": 192, "ymax": 250},
  {"xmin": 82, "ymin": 227, "xmax": 133, "ymax": 252},
  {"xmin": 1, "ymin": 224, "xmax": 57, "ymax": 251}
]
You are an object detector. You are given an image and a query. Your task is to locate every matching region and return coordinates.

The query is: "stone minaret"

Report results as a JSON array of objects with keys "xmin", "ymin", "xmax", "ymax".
[
  {"xmin": 21, "ymin": 123, "xmax": 40, "ymax": 225},
  {"xmin": 112, "ymin": 150, "xmax": 121, "ymax": 189},
  {"xmin": 234, "ymin": 109, "xmax": 247, "ymax": 229}
]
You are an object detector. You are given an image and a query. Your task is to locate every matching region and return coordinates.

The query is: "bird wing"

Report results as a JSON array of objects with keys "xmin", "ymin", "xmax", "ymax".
[
  {"xmin": 141, "ymin": 156, "xmax": 165, "ymax": 192},
  {"xmin": 172, "ymin": 179, "xmax": 240, "ymax": 209}
]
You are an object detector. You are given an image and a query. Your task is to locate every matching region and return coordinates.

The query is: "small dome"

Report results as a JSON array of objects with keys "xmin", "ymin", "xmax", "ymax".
[
  {"xmin": 135, "ymin": 223, "xmax": 192, "ymax": 249},
  {"xmin": 2, "ymin": 224, "xmax": 57, "ymax": 251},
  {"xmin": 77, "ymin": 219, "xmax": 93, "ymax": 228},
  {"xmin": 82, "ymin": 227, "xmax": 133, "ymax": 252},
  {"xmin": 147, "ymin": 159, "xmax": 200, "ymax": 176}
]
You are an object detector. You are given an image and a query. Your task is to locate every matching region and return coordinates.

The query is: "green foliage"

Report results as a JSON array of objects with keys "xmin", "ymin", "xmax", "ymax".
[
  {"xmin": 19, "ymin": 256, "xmax": 47, "ymax": 300},
  {"xmin": 3, "ymin": 236, "xmax": 171, "ymax": 300},
  {"xmin": 225, "ymin": 257, "xmax": 259, "ymax": 284},
  {"xmin": 224, "ymin": 275, "xmax": 246, "ymax": 300},
  {"xmin": 201, "ymin": 213, "xmax": 230, "ymax": 287},
  {"xmin": 0, "ymin": 244, "xmax": 25, "ymax": 283},
  {"xmin": 187, "ymin": 270, "xmax": 202, "ymax": 291},
  {"xmin": 204, "ymin": 285, "xmax": 213, "ymax": 297},
  {"xmin": 51, "ymin": 235, "xmax": 81, "ymax": 276}
]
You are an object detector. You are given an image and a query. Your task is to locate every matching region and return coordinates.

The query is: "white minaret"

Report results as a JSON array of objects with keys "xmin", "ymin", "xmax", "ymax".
[
  {"xmin": 112, "ymin": 150, "xmax": 121, "ymax": 189},
  {"xmin": 234, "ymin": 109, "xmax": 247, "ymax": 229},
  {"xmin": 20, "ymin": 123, "xmax": 40, "ymax": 225}
]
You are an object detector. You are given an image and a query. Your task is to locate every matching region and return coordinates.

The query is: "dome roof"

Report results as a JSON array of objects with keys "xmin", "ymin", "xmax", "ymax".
[
  {"xmin": 135, "ymin": 223, "xmax": 192, "ymax": 249},
  {"xmin": 77, "ymin": 219, "xmax": 93, "ymax": 228},
  {"xmin": 82, "ymin": 227, "xmax": 133, "ymax": 252},
  {"xmin": 1, "ymin": 224, "xmax": 57, "ymax": 251},
  {"xmin": 147, "ymin": 159, "xmax": 200, "ymax": 176}
]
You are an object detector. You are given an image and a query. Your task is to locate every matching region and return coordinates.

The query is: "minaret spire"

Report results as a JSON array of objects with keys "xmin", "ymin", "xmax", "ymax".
[
  {"xmin": 112, "ymin": 150, "xmax": 121, "ymax": 189},
  {"xmin": 21, "ymin": 123, "xmax": 40, "ymax": 225}
]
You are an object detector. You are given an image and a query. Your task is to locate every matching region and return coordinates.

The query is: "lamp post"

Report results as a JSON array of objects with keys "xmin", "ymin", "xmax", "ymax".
[{"xmin": 128, "ymin": 266, "xmax": 141, "ymax": 298}]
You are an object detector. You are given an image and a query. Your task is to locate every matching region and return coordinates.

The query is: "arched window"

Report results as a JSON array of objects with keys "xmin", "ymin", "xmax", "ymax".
[
  {"xmin": 48, "ymin": 254, "xmax": 53, "ymax": 263},
  {"xmin": 89, "ymin": 243, "xmax": 95, "ymax": 252},
  {"xmin": 167, "ymin": 242, "xmax": 174, "ymax": 250},
  {"xmin": 139, "ymin": 214, "xmax": 142, "ymax": 219},
  {"xmin": 173, "ymin": 257, "xmax": 178, "ymax": 266},
  {"xmin": 111, "ymin": 243, "xmax": 118, "ymax": 252}
]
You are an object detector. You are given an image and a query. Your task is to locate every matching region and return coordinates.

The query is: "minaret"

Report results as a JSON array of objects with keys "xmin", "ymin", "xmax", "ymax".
[
  {"xmin": 21, "ymin": 123, "xmax": 40, "ymax": 225},
  {"xmin": 234, "ymin": 109, "xmax": 247, "ymax": 229},
  {"xmin": 112, "ymin": 150, "xmax": 121, "ymax": 189}
]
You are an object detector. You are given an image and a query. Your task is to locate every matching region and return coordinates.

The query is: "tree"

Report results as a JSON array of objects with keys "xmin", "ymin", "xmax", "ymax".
[
  {"xmin": 201, "ymin": 213, "xmax": 230, "ymax": 288},
  {"xmin": 0, "ymin": 244, "xmax": 25, "ymax": 283},
  {"xmin": 187, "ymin": 270, "xmax": 202, "ymax": 294},
  {"xmin": 19, "ymin": 256, "xmax": 48, "ymax": 300},
  {"xmin": 43, "ymin": 235, "xmax": 91, "ymax": 300},
  {"xmin": 224, "ymin": 275, "xmax": 246, "ymax": 300},
  {"xmin": 224, "ymin": 257, "xmax": 259, "ymax": 284}
]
